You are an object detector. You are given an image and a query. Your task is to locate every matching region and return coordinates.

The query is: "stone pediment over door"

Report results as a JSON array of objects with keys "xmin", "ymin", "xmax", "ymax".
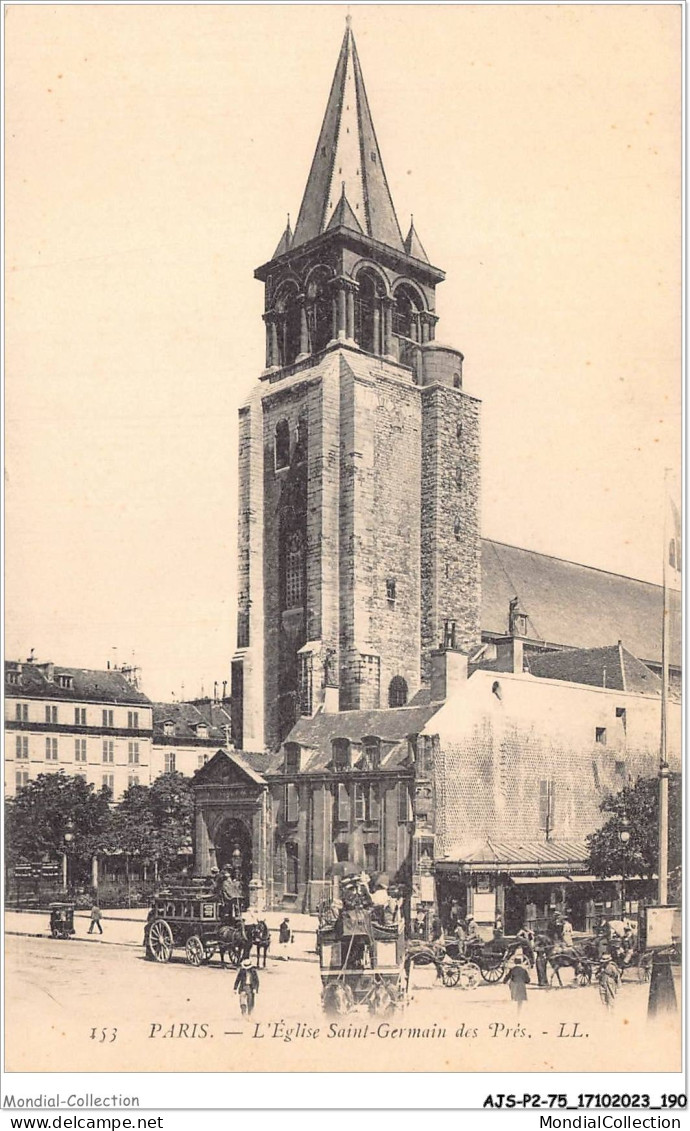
[{"xmin": 194, "ymin": 749, "xmax": 267, "ymax": 793}]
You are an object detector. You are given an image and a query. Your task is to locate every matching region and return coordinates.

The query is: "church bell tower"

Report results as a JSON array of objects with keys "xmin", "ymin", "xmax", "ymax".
[{"xmin": 232, "ymin": 20, "xmax": 481, "ymax": 751}]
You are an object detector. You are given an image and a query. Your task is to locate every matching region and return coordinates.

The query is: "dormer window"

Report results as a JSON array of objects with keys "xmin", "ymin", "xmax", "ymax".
[
  {"xmin": 163, "ymin": 721, "xmax": 175, "ymax": 737},
  {"xmin": 6, "ymin": 672, "xmax": 19, "ymax": 686},
  {"xmin": 58, "ymin": 675, "xmax": 73, "ymax": 690},
  {"xmin": 332, "ymin": 738, "xmax": 351, "ymax": 772},
  {"xmin": 196, "ymin": 724, "xmax": 209, "ymax": 739},
  {"xmin": 285, "ymin": 743, "xmax": 301, "ymax": 774},
  {"xmin": 361, "ymin": 736, "xmax": 380, "ymax": 770}
]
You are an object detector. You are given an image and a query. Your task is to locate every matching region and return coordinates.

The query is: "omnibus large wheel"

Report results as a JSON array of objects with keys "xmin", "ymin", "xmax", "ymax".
[
  {"xmin": 147, "ymin": 919, "xmax": 174, "ymax": 963},
  {"xmin": 185, "ymin": 935, "xmax": 205, "ymax": 967}
]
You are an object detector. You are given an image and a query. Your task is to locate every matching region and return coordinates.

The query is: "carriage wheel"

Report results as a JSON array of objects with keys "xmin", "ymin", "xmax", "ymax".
[
  {"xmin": 51, "ymin": 928, "xmax": 60, "ymax": 939},
  {"xmin": 185, "ymin": 935, "xmax": 205, "ymax": 967},
  {"xmin": 458, "ymin": 962, "xmax": 481, "ymax": 990},
  {"xmin": 147, "ymin": 919, "xmax": 174, "ymax": 963},
  {"xmin": 481, "ymin": 962, "xmax": 505, "ymax": 983},
  {"xmin": 576, "ymin": 964, "xmax": 592, "ymax": 987},
  {"xmin": 441, "ymin": 963, "xmax": 461, "ymax": 988}
]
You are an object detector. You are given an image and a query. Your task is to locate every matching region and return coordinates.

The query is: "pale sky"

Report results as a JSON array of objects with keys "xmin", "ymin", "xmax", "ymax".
[{"xmin": 5, "ymin": 4, "xmax": 681, "ymax": 701}]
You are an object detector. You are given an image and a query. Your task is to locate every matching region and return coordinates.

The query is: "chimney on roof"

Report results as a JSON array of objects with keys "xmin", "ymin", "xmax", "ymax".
[
  {"xmin": 213, "ymin": 680, "xmax": 218, "ymax": 702},
  {"xmin": 222, "ymin": 680, "xmax": 227, "ymax": 701},
  {"xmin": 494, "ymin": 638, "xmax": 524, "ymax": 674},
  {"xmin": 430, "ymin": 649, "xmax": 468, "ymax": 702}
]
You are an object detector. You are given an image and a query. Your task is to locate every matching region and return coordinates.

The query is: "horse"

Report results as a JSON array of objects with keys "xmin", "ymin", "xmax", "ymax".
[
  {"xmin": 548, "ymin": 943, "xmax": 593, "ymax": 987},
  {"xmin": 322, "ymin": 981, "xmax": 354, "ymax": 1016},
  {"xmin": 245, "ymin": 920, "xmax": 271, "ymax": 968},
  {"xmin": 216, "ymin": 922, "xmax": 247, "ymax": 968},
  {"xmin": 367, "ymin": 977, "xmax": 396, "ymax": 1017}
]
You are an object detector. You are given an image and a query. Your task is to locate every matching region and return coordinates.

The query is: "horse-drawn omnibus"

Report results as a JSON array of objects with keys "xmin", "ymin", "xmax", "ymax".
[
  {"xmin": 144, "ymin": 884, "xmax": 269, "ymax": 968},
  {"xmin": 318, "ymin": 903, "xmax": 407, "ymax": 1016}
]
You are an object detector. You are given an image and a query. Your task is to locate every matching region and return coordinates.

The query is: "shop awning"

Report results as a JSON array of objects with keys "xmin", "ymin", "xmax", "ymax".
[
  {"xmin": 436, "ymin": 838, "xmax": 589, "ymax": 876},
  {"xmin": 511, "ymin": 874, "xmax": 612, "ymax": 886}
]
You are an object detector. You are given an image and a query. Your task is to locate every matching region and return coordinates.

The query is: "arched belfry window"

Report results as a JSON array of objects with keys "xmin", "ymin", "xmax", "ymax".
[
  {"xmin": 388, "ymin": 676, "xmax": 408, "ymax": 708},
  {"xmin": 306, "ymin": 270, "xmax": 333, "ymax": 355},
  {"xmin": 285, "ymin": 532, "xmax": 304, "ymax": 608},
  {"xmin": 280, "ymin": 292, "xmax": 301, "ymax": 368},
  {"xmin": 392, "ymin": 284, "xmax": 423, "ymax": 371},
  {"xmin": 356, "ymin": 270, "xmax": 384, "ymax": 355},
  {"xmin": 275, "ymin": 419, "xmax": 291, "ymax": 470}
]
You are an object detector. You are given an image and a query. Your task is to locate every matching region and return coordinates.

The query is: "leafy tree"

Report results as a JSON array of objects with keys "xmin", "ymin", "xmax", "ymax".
[
  {"xmin": 585, "ymin": 773, "xmax": 681, "ymax": 882},
  {"xmin": 103, "ymin": 772, "xmax": 193, "ymax": 876},
  {"xmin": 5, "ymin": 772, "xmax": 112, "ymax": 880}
]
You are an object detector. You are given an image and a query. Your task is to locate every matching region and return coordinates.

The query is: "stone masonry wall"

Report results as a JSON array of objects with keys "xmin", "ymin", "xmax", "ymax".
[
  {"xmin": 372, "ymin": 372, "xmax": 423, "ymax": 705},
  {"xmin": 420, "ymin": 386, "xmax": 481, "ymax": 682}
]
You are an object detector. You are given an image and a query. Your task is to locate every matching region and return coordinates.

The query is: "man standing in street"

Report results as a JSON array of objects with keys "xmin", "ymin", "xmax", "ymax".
[
  {"xmin": 234, "ymin": 958, "xmax": 259, "ymax": 1016},
  {"xmin": 88, "ymin": 903, "xmax": 103, "ymax": 935}
]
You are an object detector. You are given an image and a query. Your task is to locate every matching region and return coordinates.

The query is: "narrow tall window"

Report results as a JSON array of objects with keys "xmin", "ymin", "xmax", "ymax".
[
  {"xmin": 164, "ymin": 751, "xmax": 176, "ymax": 773},
  {"xmin": 128, "ymin": 741, "xmax": 140, "ymax": 765},
  {"xmin": 102, "ymin": 774, "xmax": 114, "ymax": 793},
  {"xmin": 75, "ymin": 707, "xmax": 86, "ymax": 726},
  {"xmin": 595, "ymin": 727, "xmax": 607, "ymax": 745},
  {"xmin": 386, "ymin": 578, "xmax": 396, "ymax": 607},
  {"xmin": 398, "ymin": 781, "xmax": 411, "ymax": 823},
  {"xmin": 15, "ymin": 703, "xmax": 28, "ymax": 722},
  {"xmin": 16, "ymin": 771, "xmax": 30, "ymax": 790},
  {"xmin": 102, "ymin": 740, "xmax": 114, "ymax": 764},
  {"xmin": 336, "ymin": 782, "xmax": 350, "ymax": 823},
  {"xmin": 275, "ymin": 419, "xmax": 291, "ymax": 470},
  {"xmin": 128, "ymin": 774, "xmax": 139, "ymax": 788},
  {"xmin": 75, "ymin": 738, "xmax": 87, "ymax": 763},
  {"xmin": 354, "ymin": 782, "xmax": 366, "ymax": 822},
  {"xmin": 285, "ymin": 842, "xmax": 299, "ymax": 894},
  {"xmin": 615, "ymin": 707, "xmax": 627, "ymax": 733},
  {"xmin": 285, "ymin": 782, "xmax": 299, "ymax": 823},
  {"xmin": 45, "ymin": 737, "xmax": 58, "ymax": 761},
  {"xmin": 127, "ymin": 710, "xmax": 139, "ymax": 729},
  {"xmin": 285, "ymin": 532, "xmax": 304, "ymax": 608},
  {"xmin": 16, "ymin": 736, "xmax": 29, "ymax": 760},
  {"xmin": 443, "ymin": 620, "xmax": 457, "ymax": 649},
  {"xmin": 45, "ymin": 705, "xmax": 58, "ymax": 724},
  {"xmin": 102, "ymin": 709, "xmax": 114, "ymax": 727},
  {"xmin": 539, "ymin": 779, "xmax": 557, "ymax": 839}
]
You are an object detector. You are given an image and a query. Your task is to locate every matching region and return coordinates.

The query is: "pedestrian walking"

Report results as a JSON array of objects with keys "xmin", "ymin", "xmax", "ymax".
[
  {"xmin": 504, "ymin": 954, "xmax": 530, "ymax": 1015},
  {"xmin": 234, "ymin": 958, "xmax": 259, "ymax": 1016},
  {"xmin": 88, "ymin": 903, "xmax": 103, "ymax": 935},
  {"xmin": 535, "ymin": 938, "xmax": 550, "ymax": 987},
  {"xmin": 278, "ymin": 916, "xmax": 292, "ymax": 960},
  {"xmin": 561, "ymin": 915, "xmax": 574, "ymax": 948},
  {"xmin": 597, "ymin": 952, "xmax": 621, "ymax": 1011}
]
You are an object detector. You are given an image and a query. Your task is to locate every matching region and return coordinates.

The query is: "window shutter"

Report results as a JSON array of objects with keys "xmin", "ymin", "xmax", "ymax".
[
  {"xmin": 354, "ymin": 783, "xmax": 365, "ymax": 822},
  {"xmin": 539, "ymin": 780, "xmax": 548, "ymax": 829},
  {"xmin": 369, "ymin": 784, "xmax": 380, "ymax": 822},
  {"xmin": 337, "ymin": 782, "xmax": 350, "ymax": 823},
  {"xmin": 286, "ymin": 782, "xmax": 299, "ymax": 823}
]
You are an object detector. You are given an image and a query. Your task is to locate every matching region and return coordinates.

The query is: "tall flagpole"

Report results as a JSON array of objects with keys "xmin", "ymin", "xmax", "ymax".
[{"xmin": 657, "ymin": 469, "xmax": 670, "ymax": 906}]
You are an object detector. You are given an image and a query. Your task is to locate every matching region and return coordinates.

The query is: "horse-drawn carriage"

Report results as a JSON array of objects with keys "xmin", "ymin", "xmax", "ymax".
[
  {"xmin": 404, "ymin": 940, "xmax": 482, "ymax": 989},
  {"xmin": 49, "ymin": 902, "xmax": 75, "ymax": 940},
  {"xmin": 144, "ymin": 885, "xmax": 269, "ymax": 968},
  {"xmin": 318, "ymin": 904, "xmax": 407, "ymax": 1016}
]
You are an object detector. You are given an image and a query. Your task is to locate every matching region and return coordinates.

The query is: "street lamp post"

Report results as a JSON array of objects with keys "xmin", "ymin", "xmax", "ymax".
[
  {"xmin": 618, "ymin": 812, "xmax": 630, "ymax": 916},
  {"xmin": 62, "ymin": 820, "xmax": 74, "ymax": 893}
]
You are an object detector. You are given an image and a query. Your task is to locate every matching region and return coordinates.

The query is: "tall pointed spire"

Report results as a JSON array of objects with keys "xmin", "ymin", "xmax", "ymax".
[{"xmin": 292, "ymin": 21, "xmax": 405, "ymax": 252}]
